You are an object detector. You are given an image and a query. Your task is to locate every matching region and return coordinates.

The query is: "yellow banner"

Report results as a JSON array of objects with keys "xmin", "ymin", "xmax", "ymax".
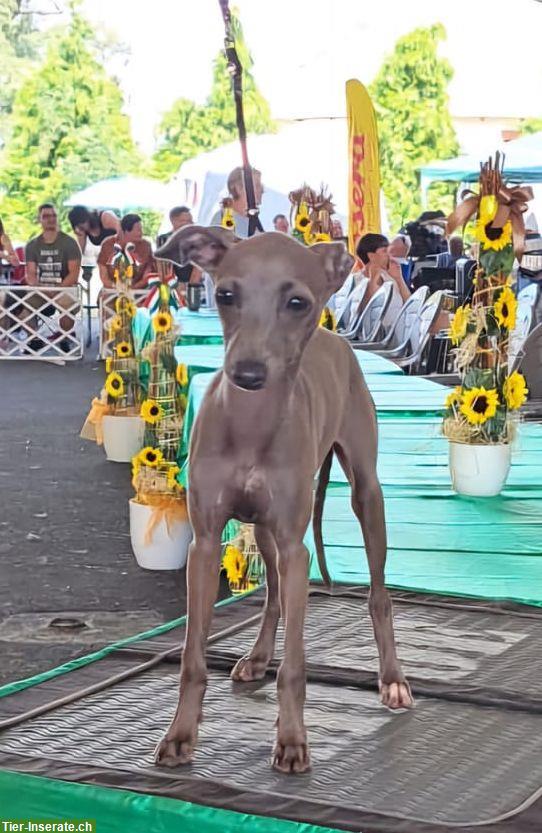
[{"xmin": 346, "ymin": 79, "xmax": 381, "ymax": 253}]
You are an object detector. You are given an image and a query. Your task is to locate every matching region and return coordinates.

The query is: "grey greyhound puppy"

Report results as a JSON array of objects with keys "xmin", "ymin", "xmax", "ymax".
[{"xmin": 154, "ymin": 226, "xmax": 412, "ymax": 774}]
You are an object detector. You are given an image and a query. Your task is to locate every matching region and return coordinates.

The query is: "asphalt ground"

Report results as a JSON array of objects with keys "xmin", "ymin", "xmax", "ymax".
[{"xmin": 0, "ymin": 348, "xmax": 229, "ymax": 686}]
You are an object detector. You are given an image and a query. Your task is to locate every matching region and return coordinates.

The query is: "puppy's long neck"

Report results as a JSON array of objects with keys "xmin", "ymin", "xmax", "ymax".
[{"xmin": 218, "ymin": 374, "xmax": 294, "ymax": 454}]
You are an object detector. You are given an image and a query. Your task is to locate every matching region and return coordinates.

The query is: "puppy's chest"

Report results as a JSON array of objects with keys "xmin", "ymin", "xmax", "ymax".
[{"xmin": 229, "ymin": 464, "xmax": 272, "ymax": 522}]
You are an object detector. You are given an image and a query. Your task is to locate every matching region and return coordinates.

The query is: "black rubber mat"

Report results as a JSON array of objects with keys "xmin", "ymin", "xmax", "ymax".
[
  {"xmin": 1, "ymin": 590, "xmax": 542, "ymax": 833},
  {"xmin": 215, "ymin": 592, "xmax": 542, "ymax": 701}
]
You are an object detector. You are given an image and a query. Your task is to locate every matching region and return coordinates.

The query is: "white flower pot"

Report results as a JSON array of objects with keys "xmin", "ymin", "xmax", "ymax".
[
  {"xmin": 129, "ymin": 498, "xmax": 192, "ymax": 570},
  {"xmin": 449, "ymin": 442, "xmax": 512, "ymax": 497},
  {"xmin": 102, "ymin": 415, "xmax": 144, "ymax": 463}
]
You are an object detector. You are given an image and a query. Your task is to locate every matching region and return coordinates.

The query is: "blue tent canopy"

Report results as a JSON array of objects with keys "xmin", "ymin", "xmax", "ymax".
[{"xmin": 420, "ymin": 132, "xmax": 542, "ymax": 199}]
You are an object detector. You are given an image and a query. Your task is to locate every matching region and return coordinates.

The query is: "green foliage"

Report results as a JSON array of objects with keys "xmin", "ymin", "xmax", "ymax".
[
  {"xmin": 152, "ymin": 12, "xmax": 275, "ymax": 180},
  {"xmin": 370, "ymin": 24, "xmax": 459, "ymax": 230},
  {"xmin": 521, "ymin": 117, "xmax": 542, "ymax": 135},
  {"xmin": 0, "ymin": 10, "xmax": 141, "ymax": 238},
  {"xmin": 0, "ymin": 0, "xmax": 41, "ymax": 146}
]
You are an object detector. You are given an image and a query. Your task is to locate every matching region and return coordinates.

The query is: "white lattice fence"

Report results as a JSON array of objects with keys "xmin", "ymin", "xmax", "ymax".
[
  {"xmin": 99, "ymin": 288, "xmax": 150, "ymax": 359},
  {"xmin": 0, "ymin": 285, "xmax": 82, "ymax": 361}
]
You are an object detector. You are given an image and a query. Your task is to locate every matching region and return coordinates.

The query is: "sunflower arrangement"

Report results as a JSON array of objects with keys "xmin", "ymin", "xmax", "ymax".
[
  {"xmin": 221, "ymin": 524, "xmax": 265, "ymax": 595},
  {"xmin": 132, "ymin": 279, "xmax": 188, "ymax": 526},
  {"xmin": 289, "ymin": 184, "xmax": 336, "ymax": 331},
  {"xmin": 103, "ymin": 251, "xmax": 140, "ymax": 413},
  {"xmin": 443, "ymin": 156, "xmax": 530, "ymax": 446}
]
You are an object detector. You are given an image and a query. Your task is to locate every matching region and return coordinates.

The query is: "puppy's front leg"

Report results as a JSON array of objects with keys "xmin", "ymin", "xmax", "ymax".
[
  {"xmin": 155, "ymin": 529, "xmax": 222, "ymax": 766},
  {"xmin": 272, "ymin": 537, "xmax": 311, "ymax": 774}
]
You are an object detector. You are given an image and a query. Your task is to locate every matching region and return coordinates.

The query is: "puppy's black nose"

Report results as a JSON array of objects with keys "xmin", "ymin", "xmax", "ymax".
[{"xmin": 232, "ymin": 360, "xmax": 267, "ymax": 391}]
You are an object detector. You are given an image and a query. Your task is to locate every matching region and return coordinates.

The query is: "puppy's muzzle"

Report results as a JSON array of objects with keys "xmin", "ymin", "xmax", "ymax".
[{"xmin": 231, "ymin": 360, "xmax": 268, "ymax": 391}]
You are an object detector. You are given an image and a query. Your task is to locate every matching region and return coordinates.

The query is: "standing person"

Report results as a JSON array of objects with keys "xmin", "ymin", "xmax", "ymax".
[
  {"xmin": 25, "ymin": 203, "xmax": 82, "ymax": 351},
  {"xmin": 97, "ymin": 213, "xmax": 154, "ymax": 289},
  {"xmin": 0, "ymin": 216, "xmax": 20, "ymax": 269},
  {"xmin": 273, "ymin": 214, "xmax": 289, "ymax": 234},
  {"xmin": 156, "ymin": 206, "xmax": 202, "ymax": 286},
  {"xmin": 211, "ymin": 166, "xmax": 264, "ymax": 238},
  {"xmin": 67, "ymin": 205, "xmax": 119, "ymax": 255}
]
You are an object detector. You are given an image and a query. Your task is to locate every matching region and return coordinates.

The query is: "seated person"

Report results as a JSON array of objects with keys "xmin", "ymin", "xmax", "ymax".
[
  {"xmin": 0, "ymin": 215, "xmax": 20, "ymax": 272},
  {"xmin": 97, "ymin": 213, "xmax": 154, "ymax": 289},
  {"xmin": 156, "ymin": 206, "xmax": 202, "ymax": 286},
  {"xmin": 356, "ymin": 233, "xmax": 412, "ymax": 306},
  {"xmin": 436, "ymin": 235, "xmax": 464, "ymax": 269},
  {"xmin": 388, "ymin": 233, "xmax": 413, "ymax": 284},
  {"xmin": 211, "ymin": 166, "xmax": 264, "ymax": 238},
  {"xmin": 273, "ymin": 213, "xmax": 289, "ymax": 234},
  {"xmin": 24, "ymin": 203, "xmax": 81, "ymax": 352}
]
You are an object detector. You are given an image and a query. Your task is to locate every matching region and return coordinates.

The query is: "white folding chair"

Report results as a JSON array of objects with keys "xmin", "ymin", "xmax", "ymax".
[
  {"xmin": 336, "ymin": 278, "xmax": 369, "ymax": 334},
  {"xmin": 346, "ymin": 282, "xmax": 394, "ymax": 344},
  {"xmin": 359, "ymin": 286, "xmax": 429, "ymax": 352}
]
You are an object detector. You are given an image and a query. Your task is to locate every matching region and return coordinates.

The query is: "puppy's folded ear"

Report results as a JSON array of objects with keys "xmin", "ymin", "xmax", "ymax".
[
  {"xmin": 310, "ymin": 241, "xmax": 355, "ymax": 297},
  {"xmin": 155, "ymin": 225, "xmax": 239, "ymax": 275}
]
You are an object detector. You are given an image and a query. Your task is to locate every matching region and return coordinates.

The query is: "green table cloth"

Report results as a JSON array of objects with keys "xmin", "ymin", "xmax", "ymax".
[{"xmin": 133, "ymin": 307, "xmax": 224, "ymax": 350}]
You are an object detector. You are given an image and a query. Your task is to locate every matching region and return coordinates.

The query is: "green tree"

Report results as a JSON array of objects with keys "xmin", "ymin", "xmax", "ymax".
[
  {"xmin": 370, "ymin": 24, "xmax": 459, "ymax": 230},
  {"xmin": 521, "ymin": 117, "xmax": 542, "ymax": 135},
  {"xmin": 152, "ymin": 12, "xmax": 275, "ymax": 180},
  {"xmin": 0, "ymin": 8, "xmax": 141, "ymax": 237},
  {"xmin": 0, "ymin": 0, "xmax": 41, "ymax": 146}
]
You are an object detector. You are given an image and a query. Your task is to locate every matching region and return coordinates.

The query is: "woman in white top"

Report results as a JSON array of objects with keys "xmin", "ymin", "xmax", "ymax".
[{"xmin": 356, "ymin": 233, "xmax": 411, "ymax": 306}]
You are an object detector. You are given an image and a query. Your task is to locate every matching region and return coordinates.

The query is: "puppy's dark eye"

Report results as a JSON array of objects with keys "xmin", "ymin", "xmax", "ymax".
[
  {"xmin": 287, "ymin": 296, "xmax": 310, "ymax": 312},
  {"xmin": 216, "ymin": 289, "xmax": 235, "ymax": 306}
]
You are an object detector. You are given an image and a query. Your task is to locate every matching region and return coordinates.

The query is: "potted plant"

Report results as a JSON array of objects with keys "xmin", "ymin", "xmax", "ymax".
[
  {"xmin": 444, "ymin": 155, "xmax": 532, "ymax": 496},
  {"xmin": 130, "ymin": 282, "xmax": 191, "ymax": 570},
  {"xmin": 81, "ymin": 247, "xmax": 144, "ymax": 462}
]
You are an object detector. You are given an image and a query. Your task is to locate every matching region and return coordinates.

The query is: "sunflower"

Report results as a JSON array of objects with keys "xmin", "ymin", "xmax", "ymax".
[
  {"xmin": 109, "ymin": 314, "xmax": 122, "ymax": 334},
  {"xmin": 115, "ymin": 296, "xmax": 127, "ymax": 315},
  {"xmin": 309, "ymin": 232, "xmax": 332, "ymax": 244},
  {"xmin": 115, "ymin": 341, "xmax": 132, "ymax": 358},
  {"xmin": 445, "ymin": 386, "xmax": 463, "ymax": 410},
  {"xmin": 449, "ymin": 304, "xmax": 471, "ymax": 345},
  {"xmin": 176, "ymin": 362, "xmax": 188, "ymax": 387},
  {"xmin": 295, "ymin": 203, "xmax": 311, "ymax": 234},
  {"xmin": 113, "ymin": 269, "xmax": 120, "ymax": 281},
  {"xmin": 493, "ymin": 286, "xmax": 517, "ymax": 330},
  {"xmin": 319, "ymin": 307, "xmax": 337, "ymax": 331},
  {"xmin": 140, "ymin": 399, "xmax": 163, "ymax": 424},
  {"xmin": 125, "ymin": 264, "xmax": 134, "ymax": 279},
  {"xmin": 105, "ymin": 372, "xmax": 124, "ymax": 399},
  {"xmin": 222, "ymin": 545, "xmax": 247, "ymax": 583},
  {"xmin": 503, "ymin": 371, "xmax": 528, "ymax": 410},
  {"xmin": 115, "ymin": 297, "xmax": 137, "ymax": 318},
  {"xmin": 474, "ymin": 195, "xmax": 512, "ymax": 252},
  {"xmin": 167, "ymin": 464, "xmax": 181, "ymax": 490},
  {"xmin": 221, "ymin": 207, "xmax": 235, "ymax": 230},
  {"xmin": 152, "ymin": 310, "xmax": 172, "ymax": 334},
  {"xmin": 460, "ymin": 387, "xmax": 499, "ymax": 426},
  {"xmin": 138, "ymin": 446, "xmax": 163, "ymax": 468}
]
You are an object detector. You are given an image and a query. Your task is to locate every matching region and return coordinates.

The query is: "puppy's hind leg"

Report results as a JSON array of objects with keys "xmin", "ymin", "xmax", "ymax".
[
  {"xmin": 231, "ymin": 524, "xmax": 280, "ymax": 682},
  {"xmin": 336, "ymin": 389, "xmax": 412, "ymax": 710}
]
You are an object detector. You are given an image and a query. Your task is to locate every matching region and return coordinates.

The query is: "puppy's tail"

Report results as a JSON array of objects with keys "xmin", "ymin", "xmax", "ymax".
[{"xmin": 313, "ymin": 446, "xmax": 334, "ymax": 587}]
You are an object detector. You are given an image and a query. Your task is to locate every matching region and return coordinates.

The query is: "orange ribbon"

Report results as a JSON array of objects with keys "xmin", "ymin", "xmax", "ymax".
[
  {"xmin": 142, "ymin": 495, "xmax": 188, "ymax": 546},
  {"xmin": 447, "ymin": 184, "xmax": 533, "ymax": 261},
  {"xmin": 86, "ymin": 398, "xmax": 111, "ymax": 445}
]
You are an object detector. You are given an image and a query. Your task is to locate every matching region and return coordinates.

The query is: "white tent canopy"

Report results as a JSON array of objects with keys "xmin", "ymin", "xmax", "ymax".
[
  {"xmin": 166, "ymin": 120, "xmax": 358, "ymax": 232},
  {"xmin": 65, "ymin": 176, "xmax": 176, "ymax": 212}
]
